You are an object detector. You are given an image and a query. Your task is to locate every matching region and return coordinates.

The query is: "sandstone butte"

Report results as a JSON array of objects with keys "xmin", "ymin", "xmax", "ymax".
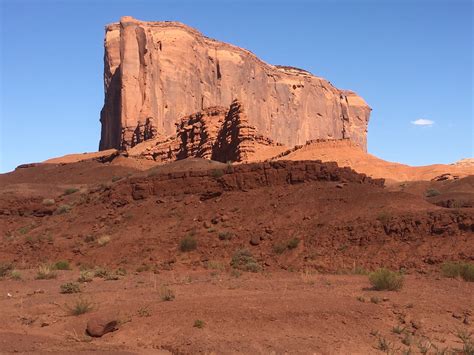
[{"xmin": 99, "ymin": 16, "xmax": 371, "ymax": 163}]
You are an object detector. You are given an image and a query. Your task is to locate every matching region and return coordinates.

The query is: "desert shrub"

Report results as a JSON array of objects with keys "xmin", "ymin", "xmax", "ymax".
[
  {"xmin": 376, "ymin": 211, "xmax": 391, "ymax": 224},
  {"xmin": 60, "ymin": 282, "xmax": 81, "ymax": 294},
  {"xmin": 97, "ymin": 235, "xmax": 111, "ymax": 246},
  {"xmin": 42, "ymin": 198, "xmax": 55, "ymax": 206},
  {"xmin": 180, "ymin": 234, "xmax": 197, "ymax": 252},
  {"xmin": 193, "ymin": 319, "xmax": 205, "ymax": 328},
  {"xmin": 68, "ymin": 298, "xmax": 93, "ymax": 315},
  {"xmin": 64, "ymin": 188, "xmax": 79, "ymax": 195},
  {"xmin": 368, "ymin": 268, "xmax": 404, "ymax": 291},
  {"xmin": 77, "ymin": 270, "xmax": 93, "ymax": 283},
  {"xmin": 218, "ymin": 231, "xmax": 234, "ymax": 241},
  {"xmin": 206, "ymin": 261, "xmax": 225, "ymax": 270},
  {"xmin": 35, "ymin": 264, "xmax": 57, "ymax": 280},
  {"xmin": 10, "ymin": 270, "xmax": 22, "ymax": 280},
  {"xmin": 273, "ymin": 243, "xmax": 287, "ymax": 254},
  {"xmin": 441, "ymin": 262, "xmax": 474, "ymax": 282},
  {"xmin": 425, "ymin": 189, "xmax": 441, "ymax": 197},
  {"xmin": 94, "ymin": 267, "xmax": 110, "ymax": 278},
  {"xmin": 230, "ymin": 249, "xmax": 261, "ymax": 272},
  {"xmin": 0, "ymin": 263, "xmax": 13, "ymax": 277},
  {"xmin": 137, "ymin": 306, "xmax": 151, "ymax": 317},
  {"xmin": 54, "ymin": 260, "xmax": 71, "ymax": 270},
  {"xmin": 211, "ymin": 169, "xmax": 224, "ymax": 178},
  {"xmin": 287, "ymin": 238, "xmax": 300, "ymax": 249},
  {"xmin": 370, "ymin": 296, "xmax": 381, "ymax": 304},
  {"xmin": 56, "ymin": 204, "xmax": 72, "ymax": 214},
  {"xmin": 111, "ymin": 176, "xmax": 122, "ymax": 182},
  {"xmin": 159, "ymin": 285, "xmax": 175, "ymax": 301}
]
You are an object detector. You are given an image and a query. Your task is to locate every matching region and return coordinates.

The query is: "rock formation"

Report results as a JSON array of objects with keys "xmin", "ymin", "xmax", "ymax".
[{"xmin": 99, "ymin": 16, "xmax": 371, "ymax": 159}]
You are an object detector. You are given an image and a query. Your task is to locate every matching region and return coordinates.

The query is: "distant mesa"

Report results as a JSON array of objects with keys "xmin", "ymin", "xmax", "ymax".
[{"xmin": 99, "ymin": 16, "xmax": 371, "ymax": 163}]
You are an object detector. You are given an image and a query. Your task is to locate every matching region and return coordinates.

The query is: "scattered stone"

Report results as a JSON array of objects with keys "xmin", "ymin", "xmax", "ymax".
[
  {"xmin": 249, "ymin": 236, "xmax": 260, "ymax": 246},
  {"xmin": 86, "ymin": 316, "xmax": 118, "ymax": 337}
]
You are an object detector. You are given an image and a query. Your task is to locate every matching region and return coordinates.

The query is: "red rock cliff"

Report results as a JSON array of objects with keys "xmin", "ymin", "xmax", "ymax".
[{"xmin": 99, "ymin": 16, "xmax": 371, "ymax": 152}]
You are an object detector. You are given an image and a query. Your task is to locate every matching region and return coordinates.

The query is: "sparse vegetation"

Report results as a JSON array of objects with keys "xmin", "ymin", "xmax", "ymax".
[
  {"xmin": 369, "ymin": 268, "xmax": 404, "ymax": 291},
  {"xmin": 377, "ymin": 211, "xmax": 391, "ymax": 224},
  {"xmin": 218, "ymin": 231, "xmax": 234, "ymax": 240},
  {"xmin": 0, "ymin": 263, "xmax": 13, "ymax": 278},
  {"xmin": 441, "ymin": 261, "xmax": 474, "ymax": 282},
  {"xmin": 180, "ymin": 234, "xmax": 197, "ymax": 252},
  {"xmin": 54, "ymin": 260, "xmax": 71, "ymax": 270},
  {"xmin": 60, "ymin": 282, "xmax": 81, "ymax": 294},
  {"xmin": 230, "ymin": 249, "xmax": 261, "ymax": 272},
  {"xmin": 56, "ymin": 204, "xmax": 72, "ymax": 214},
  {"xmin": 112, "ymin": 176, "xmax": 122, "ymax": 182},
  {"xmin": 377, "ymin": 336, "xmax": 393, "ymax": 352},
  {"xmin": 193, "ymin": 319, "xmax": 205, "ymax": 328},
  {"xmin": 206, "ymin": 260, "xmax": 225, "ymax": 270},
  {"xmin": 42, "ymin": 198, "xmax": 55, "ymax": 206},
  {"xmin": 97, "ymin": 235, "xmax": 111, "ymax": 247},
  {"xmin": 457, "ymin": 331, "xmax": 474, "ymax": 354},
  {"xmin": 425, "ymin": 189, "xmax": 441, "ymax": 197},
  {"xmin": 211, "ymin": 169, "xmax": 224, "ymax": 178},
  {"xmin": 273, "ymin": 243, "xmax": 287, "ymax": 254},
  {"xmin": 287, "ymin": 237, "xmax": 300, "ymax": 249},
  {"xmin": 137, "ymin": 306, "xmax": 151, "ymax": 317},
  {"xmin": 10, "ymin": 270, "xmax": 22, "ymax": 280},
  {"xmin": 64, "ymin": 187, "xmax": 79, "ymax": 195},
  {"xmin": 77, "ymin": 270, "xmax": 93, "ymax": 283},
  {"xmin": 35, "ymin": 264, "xmax": 57, "ymax": 280},
  {"xmin": 159, "ymin": 285, "xmax": 175, "ymax": 301},
  {"xmin": 68, "ymin": 298, "xmax": 93, "ymax": 316},
  {"xmin": 392, "ymin": 325, "xmax": 406, "ymax": 334}
]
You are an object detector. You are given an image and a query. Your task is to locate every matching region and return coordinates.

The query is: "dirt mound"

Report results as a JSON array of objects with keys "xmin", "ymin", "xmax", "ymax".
[{"xmin": 275, "ymin": 139, "xmax": 474, "ymax": 182}]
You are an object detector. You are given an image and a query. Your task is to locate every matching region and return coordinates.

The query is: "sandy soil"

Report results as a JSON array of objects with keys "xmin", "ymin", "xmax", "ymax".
[
  {"xmin": 0, "ymin": 158, "xmax": 473, "ymax": 353},
  {"xmin": 0, "ymin": 270, "xmax": 473, "ymax": 354}
]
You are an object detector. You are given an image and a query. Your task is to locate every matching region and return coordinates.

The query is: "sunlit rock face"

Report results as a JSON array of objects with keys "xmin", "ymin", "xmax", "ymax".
[{"xmin": 99, "ymin": 16, "xmax": 371, "ymax": 155}]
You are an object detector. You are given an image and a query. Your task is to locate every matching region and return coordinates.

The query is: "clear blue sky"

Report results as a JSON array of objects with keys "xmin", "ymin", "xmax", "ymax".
[{"xmin": 0, "ymin": 0, "xmax": 472, "ymax": 173}]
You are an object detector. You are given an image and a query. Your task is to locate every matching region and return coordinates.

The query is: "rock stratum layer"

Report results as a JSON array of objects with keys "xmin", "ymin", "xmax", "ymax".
[{"xmin": 100, "ymin": 16, "xmax": 371, "ymax": 158}]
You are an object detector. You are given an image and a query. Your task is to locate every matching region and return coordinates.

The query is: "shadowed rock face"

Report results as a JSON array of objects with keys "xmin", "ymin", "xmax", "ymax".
[{"xmin": 99, "ymin": 16, "xmax": 371, "ymax": 153}]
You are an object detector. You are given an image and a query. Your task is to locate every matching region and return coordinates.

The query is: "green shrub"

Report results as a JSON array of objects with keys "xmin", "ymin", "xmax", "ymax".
[
  {"xmin": 441, "ymin": 262, "xmax": 474, "ymax": 282},
  {"xmin": 35, "ymin": 264, "xmax": 57, "ymax": 280},
  {"xmin": 287, "ymin": 238, "xmax": 300, "ymax": 249},
  {"xmin": 368, "ymin": 268, "xmax": 404, "ymax": 291},
  {"xmin": 68, "ymin": 298, "xmax": 93, "ymax": 315},
  {"xmin": 77, "ymin": 270, "xmax": 93, "ymax": 283},
  {"xmin": 159, "ymin": 285, "xmax": 175, "ymax": 301},
  {"xmin": 64, "ymin": 188, "xmax": 79, "ymax": 195},
  {"xmin": 60, "ymin": 282, "xmax": 81, "ymax": 294},
  {"xmin": 10, "ymin": 270, "xmax": 22, "ymax": 280},
  {"xmin": 425, "ymin": 189, "xmax": 441, "ymax": 197},
  {"xmin": 230, "ymin": 249, "xmax": 261, "ymax": 272},
  {"xmin": 56, "ymin": 204, "xmax": 72, "ymax": 214},
  {"xmin": 54, "ymin": 260, "xmax": 71, "ymax": 270},
  {"xmin": 211, "ymin": 169, "xmax": 224, "ymax": 178},
  {"xmin": 180, "ymin": 235, "xmax": 197, "ymax": 252},
  {"xmin": 193, "ymin": 319, "xmax": 205, "ymax": 328}
]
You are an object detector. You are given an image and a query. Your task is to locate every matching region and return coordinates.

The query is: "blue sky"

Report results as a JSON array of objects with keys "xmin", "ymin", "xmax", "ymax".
[{"xmin": 0, "ymin": 0, "xmax": 472, "ymax": 173}]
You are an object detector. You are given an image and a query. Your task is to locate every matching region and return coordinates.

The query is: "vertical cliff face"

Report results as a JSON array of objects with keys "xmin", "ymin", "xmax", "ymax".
[{"xmin": 99, "ymin": 16, "xmax": 371, "ymax": 153}]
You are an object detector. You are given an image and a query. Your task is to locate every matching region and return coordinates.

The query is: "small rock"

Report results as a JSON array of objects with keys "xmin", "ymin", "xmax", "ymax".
[
  {"xmin": 203, "ymin": 221, "xmax": 211, "ymax": 229},
  {"xmin": 211, "ymin": 216, "xmax": 220, "ymax": 224},
  {"xmin": 86, "ymin": 316, "xmax": 118, "ymax": 337},
  {"xmin": 336, "ymin": 183, "xmax": 345, "ymax": 189},
  {"xmin": 41, "ymin": 322, "xmax": 49, "ymax": 327},
  {"xmin": 249, "ymin": 236, "xmax": 260, "ymax": 246}
]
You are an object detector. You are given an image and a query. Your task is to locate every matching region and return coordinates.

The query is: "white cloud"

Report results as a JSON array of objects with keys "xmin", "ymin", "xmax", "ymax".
[{"xmin": 411, "ymin": 118, "xmax": 434, "ymax": 126}]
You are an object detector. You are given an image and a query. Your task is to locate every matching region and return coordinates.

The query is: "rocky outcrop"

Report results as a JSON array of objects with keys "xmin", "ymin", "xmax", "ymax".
[
  {"xmin": 128, "ymin": 100, "xmax": 282, "ymax": 163},
  {"xmin": 99, "ymin": 16, "xmax": 371, "ymax": 154}
]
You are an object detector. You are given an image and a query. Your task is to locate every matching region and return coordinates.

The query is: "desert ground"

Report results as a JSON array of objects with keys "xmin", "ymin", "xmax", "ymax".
[{"xmin": 0, "ymin": 157, "xmax": 473, "ymax": 354}]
